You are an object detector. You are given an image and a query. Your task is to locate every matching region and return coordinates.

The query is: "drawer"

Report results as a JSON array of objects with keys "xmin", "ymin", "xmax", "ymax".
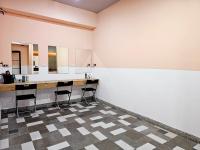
[
  {"xmin": 73, "ymin": 80, "xmax": 86, "ymax": 86},
  {"xmin": 0, "ymin": 84, "xmax": 15, "ymax": 92},
  {"xmin": 37, "ymin": 83, "xmax": 56, "ymax": 90}
]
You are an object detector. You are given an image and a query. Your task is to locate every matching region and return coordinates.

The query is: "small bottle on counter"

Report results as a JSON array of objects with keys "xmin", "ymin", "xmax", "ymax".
[
  {"xmin": 85, "ymin": 73, "xmax": 88, "ymax": 79},
  {"xmin": 22, "ymin": 75, "xmax": 26, "ymax": 82}
]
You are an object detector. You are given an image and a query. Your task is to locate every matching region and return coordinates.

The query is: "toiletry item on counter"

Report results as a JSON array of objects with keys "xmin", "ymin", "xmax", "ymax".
[
  {"xmin": 22, "ymin": 75, "xmax": 26, "ymax": 82},
  {"xmin": 85, "ymin": 73, "xmax": 88, "ymax": 79},
  {"xmin": 85, "ymin": 73, "xmax": 92, "ymax": 79},
  {"xmin": 22, "ymin": 75, "xmax": 29, "ymax": 82}
]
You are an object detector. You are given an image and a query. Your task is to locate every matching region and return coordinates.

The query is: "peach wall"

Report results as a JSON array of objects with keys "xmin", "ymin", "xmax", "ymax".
[
  {"xmin": 0, "ymin": 0, "xmax": 96, "ymax": 27},
  {"xmin": 94, "ymin": 0, "xmax": 200, "ymax": 70},
  {"xmin": 0, "ymin": 14, "xmax": 93, "ymax": 67}
]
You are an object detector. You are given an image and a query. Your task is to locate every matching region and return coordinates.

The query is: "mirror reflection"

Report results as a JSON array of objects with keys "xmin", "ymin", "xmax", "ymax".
[
  {"xmin": 76, "ymin": 49, "xmax": 92, "ymax": 67},
  {"xmin": 48, "ymin": 46, "xmax": 69, "ymax": 74},
  {"xmin": 33, "ymin": 44, "xmax": 39, "ymax": 74},
  {"xmin": 11, "ymin": 43, "xmax": 39, "ymax": 75},
  {"xmin": 57, "ymin": 47, "xmax": 69, "ymax": 74},
  {"xmin": 48, "ymin": 46, "xmax": 57, "ymax": 73},
  {"xmin": 75, "ymin": 49, "xmax": 92, "ymax": 73}
]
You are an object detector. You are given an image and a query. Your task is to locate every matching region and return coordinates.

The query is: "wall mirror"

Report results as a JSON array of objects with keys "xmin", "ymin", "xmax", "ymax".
[
  {"xmin": 48, "ymin": 46, "xmax": 69, "ymax": 74},
  {"xmin": 11, "ymin": 42, "xmax": 39, "ymax": 75},
  {"xmin": 75, "ymin": 49, "xmax": 92, "ymax": 73}
]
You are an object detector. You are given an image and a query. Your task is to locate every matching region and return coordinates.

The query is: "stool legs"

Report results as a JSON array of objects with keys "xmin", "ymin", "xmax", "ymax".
[
  {"xmin": 55, "ymin": 94, "xmax": 60, "ymax": 108},
  {"xmin": 34, "ymin": 98, "xmax": 36, "ymax": 112},
  {"xmin": 68, "ymin": 93, "xmax": 72, "ymax": 104},
  {"xmin": 81, "ymin": 90, "xmax": 89, "ymax": 105},
  {"xmin": 16, "ymin": 100, "xmax": 19, "ymax": 117}
]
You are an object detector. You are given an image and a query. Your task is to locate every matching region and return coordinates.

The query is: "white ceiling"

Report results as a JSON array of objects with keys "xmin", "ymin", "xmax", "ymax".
[{"xmin": 54, "ymin": 0, "xmax": 120, "ymax": 13}]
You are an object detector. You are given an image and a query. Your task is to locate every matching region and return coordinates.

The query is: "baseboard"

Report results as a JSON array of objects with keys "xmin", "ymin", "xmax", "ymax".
[{"xmin": 98, "ymin": 99, "xmax": 200, "ymax": 143}]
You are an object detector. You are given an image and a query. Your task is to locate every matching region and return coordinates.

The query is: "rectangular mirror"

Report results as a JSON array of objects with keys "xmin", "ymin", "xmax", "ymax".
[
  {"xmin": 11, "ymin": 42, "xmax": 39, "ymax": 75},
  {"xmin": 48, "ymin": 46, "xmax": 69, "ymax": 74},
  {"xmin": 57, "ymin": 47, "xmax": 69, "ymax": 74},
  {"xmin": 75, "ymin": 49, "xmax": 92, "ymax": 73},
  {"xmin": 48, "ymin": 46, "xmax": 57, "ymax": 73},
  {"xmin": 33, "ymin": 44, "xmax": 39, "ymax": 74}
]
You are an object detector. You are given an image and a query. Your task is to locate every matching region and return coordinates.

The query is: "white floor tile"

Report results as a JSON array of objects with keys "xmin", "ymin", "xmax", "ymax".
[
  {"xmin": 21, "ymin": 141, "xmax": 35, "ymax": 150},
  {"xmin": 86, "ymin": 105, "xmax": 96, "ymax": 109},
  {"xmin": 36, "ymin": 110, "xmax": 44, "ymax": 114},
  {"xmin": 47, "ymin": 112, "xmax": 60, "ymax": 117},
  {"xmin": 173, "ymin": 146, "xmax": 185, "ymax": 150},
  {"xmin": 30, "ymin": 131, "xmax": 42, "ymax": 141},
  {"xmin": 104, "ymin": 106, "xmax": 111, "ymax": 109},
  {"xmin": 119, "ymin": 115, "xmax": 131, "ymax": 119},
  {"xmin": 59, "ymin": 128, "xmax": 71, "ymax": 136},
  {"xmin": 63, "ymin": 114, "xmax": 77, "ymax": 118},
  {"xmin": 74, "ymin": 103, "xmax": 84, "ymax": 108},
  {"xmin": 91, "ymin": 122, "xmax": 104, "ymax": 128},
  {"xmin": 118, "ymin": 119, "xmax": 131, "ymax": 126},
  {"xmin": 111, "ymin": 128, "xmax": 126, "ymax": 135},
  {"xmin": 134, "ymin": 125, "xmax": 148, "ymax": 132},
  {"xmin": 85, "ymin": 144, "xmax": 99, "ymax": 150},
  {"xmin": 1, "ymin": 118, "xmax": 8, "ymax": 124},
  {"xmin": 27, "ymin": 121, "xmax": 43, "ymax": 127},
  {"xmin": 46, "ymin": 124, "xmax": 57, "ymax": 132},
  {"xmin": 194, "ymin": 144, "xmax": 200, "ymax": 150},
  {"xmin": 137, "ymin": 143, "xmax": 156, "ymax": 150},
  {"xmin": 92, "ymin": 131, "xmax": 107, "ymax": 141},
  {"xmin": 91, "ymin": 121, "xmax": 115, "ymax": 129},
  {"xmin": 69, "ymin": 107, "xmax": 77, "ymax": 112},
  {"xmin": 1, "ymin": 125, "xmax": 8, "ymax": 129},
  {"xmin": 91, "ymin": 102, "xmax": 98, "ymax": 106},
  {"xmin": 77, "ymin": 127, "xmax": 90, "ymax": 135},
  {"xmin": 115, "ymin": 140, "xmax": 135, "ymax": 150},
  {"xmin": 31, "ymin": 113, "xmax": 39, "ymax": 118},
  {"xmin": 57, "ymin": 116, "xmax": 67, "ymax": 122},
  {"xmin": 99, "ymin": 110, "xmax": 116, "ymax": 115},
  {"xmin": 47, "ymin": 141, "xmax": 70, "ymax": 150},
  {"xmin": 75, "ymin": 118, "xmax": 86, "ymax": 124},
  {"xmin": 165, "ymin": 132, "xmax": 177, "ymax": 139},
  {"xmin": 48, "ymin": 107, "xmax": 58, "ymax": 111},
  {"xmin": 103, "ymin": 122, "xmax": 115, "ymax": 128},
  {"xmin": 0, "ymin": 138, "xmax": 9, "ymax": 149},
  {"xmin": 16, "ymin": 117, "xmax": 25, "ymax": 123},
  {"xmin": 90, "ymin": 116, "xmax": 103, "ymax": 121},
  {"xmin": 79, "ymin": 109, "xmax": 90, "ymax": 112},
  {"xmin": 147, "ymin": 133, "xmax": 167, "ymax": 144}
]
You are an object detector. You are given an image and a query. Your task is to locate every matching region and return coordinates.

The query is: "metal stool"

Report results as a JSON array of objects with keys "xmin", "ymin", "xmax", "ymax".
[
  {"xmin": 15, "ymin": 84, "xmax": 37, "ymax": 117},
  {"xmin": 81, "ymin": 79, "xmax": 99, "ymax": 105},
  {"xmin": 55, "ymin": 81, "xmax": 73, "ymax": 107}
]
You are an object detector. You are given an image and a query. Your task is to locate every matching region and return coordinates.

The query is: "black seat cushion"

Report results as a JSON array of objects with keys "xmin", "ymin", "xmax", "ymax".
[
  {"xmin": 81, "ymin": 88, "xmax": 96, "ymax": 91},
  {"xmin": 55, "ymin": 90, "xmax": 71, "ymax": 95},
  {"xmin": 16, "ymin": 94, "xmax": 36, "ymax": 100}
]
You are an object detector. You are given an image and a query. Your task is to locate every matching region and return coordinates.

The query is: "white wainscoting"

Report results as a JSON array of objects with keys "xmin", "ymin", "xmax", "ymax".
[{"xmin": 93, "ymin": 68, "xmax": 200, "ymax": 138}]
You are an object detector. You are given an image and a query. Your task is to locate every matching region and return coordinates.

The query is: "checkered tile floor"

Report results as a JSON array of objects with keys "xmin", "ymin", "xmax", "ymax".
[{"xmin": 0, "ymin": 101, "xmax": 199, "ymax": 150}]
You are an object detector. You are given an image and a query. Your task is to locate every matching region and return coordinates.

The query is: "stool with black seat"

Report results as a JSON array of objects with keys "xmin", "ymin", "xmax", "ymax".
[
  {"xmin": 81, "ymin": 79, "xmax": 99, "ymax": 105},
  {"xmin": 15, "ymin": 84, "xmax": 37, "ymax": 117},
  {"xmin": 55, "ymin": 81, "xmax": 73, "ymax": 108}
]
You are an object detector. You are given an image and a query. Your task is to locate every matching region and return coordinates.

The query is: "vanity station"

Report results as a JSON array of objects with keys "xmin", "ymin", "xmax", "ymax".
[
  {"xmin": 0, "ymin": 79, "xmax": 92, "ymax": 92},
  {"xmin": 0, "ymin": 42, "xmax": 97, "ymax": 117},
  {"xmin": 0, "ymin": 78, "xmax": 99, "ymax": 118}
]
